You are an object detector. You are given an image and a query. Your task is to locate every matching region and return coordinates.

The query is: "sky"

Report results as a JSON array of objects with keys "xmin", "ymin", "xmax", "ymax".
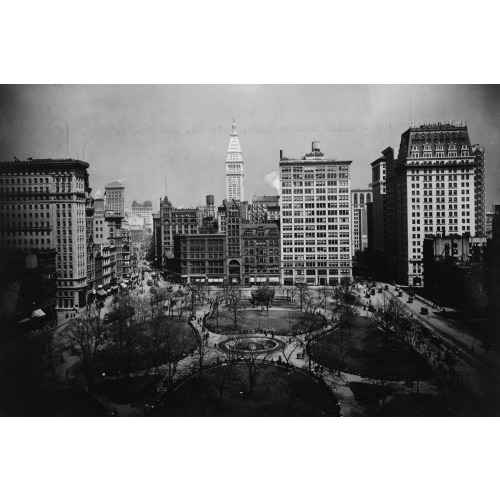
[{"xmin": 1, "ymin": 84, "xmax": 499, "ymax": 212}]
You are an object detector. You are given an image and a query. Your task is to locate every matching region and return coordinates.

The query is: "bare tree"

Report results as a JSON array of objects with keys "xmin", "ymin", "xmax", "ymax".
[
  {"xmin": 284, "ymin": 285, "xmax": 297, "ymax": 304},
  {"xmin": 65, "ymin": 305, "xmax": 107, "ymax": 395},
  {"xmin": 302, "ymin": 288, "xmax": 322, "ymax": 315},
  {"xmin": 112, "ymin": 294, "xmax": 146, "ymax": 378},
  {"xmin": 294, "ymin": 312, "xmax": 325, "ymax": 372},
  {"xmin": 210, "ymin": 340, "xmax": 238, "ymax": 406},
  {"xmin": 186, "ymin": 282, "xmax": 204, "ymax": 312},
  {"xmin": 239, "ymin": 348, "xmax": 271, "ymax": 399},
  {"xmin": 190, "ymin": 321, "xmax": 213, "ymax": 383},
  {"xmin": 317, "ymin": 285, "xmax": 333, "ymax": 310},
  {"xmin": 152, "ymin": 316, "xmax": 192, "ymax": 391},
  {"xmin": 222, "ymin": 282, "xmax": 244, "ymax": 331},
  {"xmin": 295, "ymin": 283, "xmax": 309, "ymax": 311},
  {"xmin": 335, "ymin": 324, "xmax": 350, "ymax": 376},
  {"xmin": 208, "ymin": 289, "xmax": 224, "ymax": 332},
  {"xmin": 251, "ymin": 284, "xmax": 275, "ymax": 316},
  {"xmin": 337, "ymin": 278, "xmax": 358, "ymax": 336}
]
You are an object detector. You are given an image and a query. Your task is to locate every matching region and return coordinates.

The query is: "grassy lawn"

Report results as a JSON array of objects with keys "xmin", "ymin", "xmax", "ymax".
[
  {"xmin": 379, "ymin": 393, "xmax": 447, "ymax": 417},
  {"xmin": 205, "ymin": 308, "xmax": 326, "ymax": 335},
  {"xmin": 348, "ymin": 382, "xmax": 447, "ymax": 416},
  {"xmin": 29, "ymin": 386, "xmax": 108, "ymax": 416},
  {"xmin": 156, "ymin": 363, "xmax": 339, "ymax": 417},
  {"xmin": 70, "ymin": 317, "xmax": 197, "ymax": 378},
  {"xmin": 312, "ymin": 316, "xmax": 433, "ymax": 381},
  {"xmin": 94, "ymin": 375, "xmax": 161, "ymax": 405}
]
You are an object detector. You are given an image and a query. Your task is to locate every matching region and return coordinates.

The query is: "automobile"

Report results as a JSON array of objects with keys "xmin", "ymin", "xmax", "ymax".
[
  {"xmin": 370, "ymin": 289, "xmax": 375, "ymax": 296},
  {"xmin": 377, "ymin": 287, "xmax": 383, "ymax": 293},
  {"xmin": 147, "ymin": 279, "xmax": 153, "ymax": 286},
  {"xmin": 420, "ymin": 307, "xmax": 429, "ymax": 315}
]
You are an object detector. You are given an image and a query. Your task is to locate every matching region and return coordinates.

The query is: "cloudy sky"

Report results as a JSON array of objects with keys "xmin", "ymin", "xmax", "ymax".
[{"xmin": 1, "ymin": 84, "xmax": 499, "ymax": 211}]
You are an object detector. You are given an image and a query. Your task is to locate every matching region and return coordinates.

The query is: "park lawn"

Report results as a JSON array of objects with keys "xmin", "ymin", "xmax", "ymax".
[
  {"xmin": 29, "ymin": 386, "xmax": 107, "ymax": 416},
  {"xmin": 70, "ymin": 317, "xmax": 197, "ymax": 378},
  {"xmin": 379, "ymin": 393, "xmax": 447, "ymax": 417},
  {"xmin": 312, "ymin": 316, "xmax": 433, "ymax": 381},
  {"xmin": 348, "ymin": 382, "xmax": 447, "ymax": 416},
  {"xmin": 205, "ymin": 308, "xmax": 326, "ymax": 335},
  {"xmin": 156, "ymin": 363, "xmax": 339, "ymax": 417},
  {"xmin": 94, "ymin": 374, "xmax": 161, "ymax": 404}
]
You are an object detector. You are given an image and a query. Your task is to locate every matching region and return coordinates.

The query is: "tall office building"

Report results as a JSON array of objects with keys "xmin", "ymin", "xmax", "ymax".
[
  {"xmin": 386, "ymin": 121, "xmax": 477, "ymax": 286},
  {"xmin": 104, "ymin": 180, "xmax": 125, "ymax": 217},
  {"xmin": 279, "ymin": 142, "xmax": 352, "ymax": 286},
  {"xmin": 160, "ymin": 195, "xmax": 199, "ymax": 274},
  {"xmin": 0, "ymin": 158, "xmax": 90, "ymax": 310},
  {"xmin": 226, "ymin": 119, "xmax": 244, "ymax": 202},
  {"xmin": 351, "ymin": 188, "xmax": 372, "ymax": 255},
  {"xmin": 131, "ymin": 200, "xmax": 153, "ymax": 233},
  {"xmin": 473, "ymin": 145, "xmax": 486, "ymax": 237},
  {"xmin": 367, "ymin": 149, "xmax": 390, "ymax": 273},
  {"xmin": 250, "ymin": 195, "xmax": 280, "ymax": 224}
]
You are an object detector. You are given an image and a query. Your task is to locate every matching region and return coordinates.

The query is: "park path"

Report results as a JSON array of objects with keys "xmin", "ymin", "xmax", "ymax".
[{"xmin": 50, "ymin": 276, "xmax": 468, "ymax": 416}]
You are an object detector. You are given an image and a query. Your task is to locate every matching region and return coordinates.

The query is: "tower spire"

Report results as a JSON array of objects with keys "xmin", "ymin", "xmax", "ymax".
[{"xmin": 226, "ymin": 118, "xmax": 244, "ymax": 202}]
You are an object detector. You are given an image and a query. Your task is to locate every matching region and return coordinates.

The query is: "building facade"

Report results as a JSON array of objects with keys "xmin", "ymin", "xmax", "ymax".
[
  {"xmin": 172, "ymin": 233, "xmax": 226, "ymax": 284},
  {"xmin": 250, "ymin": 195, "xmax": 280, "ymax": 224},
  {"xmin": 367, "ymin": 151, "xmax": 389, "ymax": 274},
  {"xmin": 241, "ymin": 223, "xmax": 280, "ymax": 285},
  {"xmin": 226, "ymin": 119, "xmax": 244, "ymax": 202},
  {"xmin": 351, "ymin": 188, "xmax": 372, "ymax": 255},
  {"xmin": 131, "ymin": 200, "xmax": 153, "ymax": 233},
  {"xmin": 473, "ymin": 146, "xmax": 486, "ymax": 237},
  {"xmin": 104, "ymin": 181, "xmax": 125, "ymax": 217},
  {"xmin": 160, "ymin": 195, "xmax": 200, "ymax": 274},
  {"xmin": 387, "ymin": 121, "xmax": 477, "ymax": 286},
  {"xmin": 279, "ymin": 142, "xmax": 353, "ymax": 286},
  {"xmin": 423, "ymin": 234, "xmax": 487, "ymax": 311},
  {"xmin": 0, "ymin": 158, "xmax": 90, "ymax": 310}
]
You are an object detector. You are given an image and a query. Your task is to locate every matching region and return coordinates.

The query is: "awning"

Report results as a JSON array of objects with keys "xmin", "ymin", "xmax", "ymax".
[
  {"xmin": 120, "ymin": 283, "xmax": 128, "ymax": 289},
  {"xmin": 112, "ymin": 286, "xmax": 119, "ymax": 290},
  {"xmin": 17, "ymin": 318, "xmax": 31, "ymax": 324},
  {"xmin": 32, "ymin": 309, "xmax": 46, "ymax": 318},
  {"xmin": 97, "ymin": 290, "xmax": 106, "ymax": 297},
  {"xmin": 269, "ymin": 277, "xmax": 280, "ymax": 282},
  {"xmin": 208, "ymin": 279, "xmax": 214, "ymax": 283},
  {"xmin": 256, "ymin": 277, "xmax": 266, "ymax": 282}
]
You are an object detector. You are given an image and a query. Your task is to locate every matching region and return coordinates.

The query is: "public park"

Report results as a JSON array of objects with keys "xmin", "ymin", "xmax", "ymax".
[{"xmin": 1, "ymin": 262, "xmax": 498, "ymax": 418}]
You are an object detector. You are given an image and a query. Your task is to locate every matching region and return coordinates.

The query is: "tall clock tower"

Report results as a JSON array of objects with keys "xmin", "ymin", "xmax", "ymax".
[{"xmin": 226, "ymin": 119, "xmax": 244, "ymax": 202}]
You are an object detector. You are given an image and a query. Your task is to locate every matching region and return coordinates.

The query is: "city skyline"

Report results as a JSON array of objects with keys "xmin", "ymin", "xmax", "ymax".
[{"xmin": 1, "ymin": 84, "xmax": 499, "ymax": 211}]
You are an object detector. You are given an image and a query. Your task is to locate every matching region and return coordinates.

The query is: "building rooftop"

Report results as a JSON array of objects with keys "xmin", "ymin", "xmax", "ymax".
[
  {"xmin": 252, "ymin": 195, "xmax": 279, "ymax": 203},
  {"xmin": 1, "ymin": 158, "xmax": 89, "ymax": 168},
  {"xmin": 105, "ymin": 181, "xmax": 125, "ymax": 188}
]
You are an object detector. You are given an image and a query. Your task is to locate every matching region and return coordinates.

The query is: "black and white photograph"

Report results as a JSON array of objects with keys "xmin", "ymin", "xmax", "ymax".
[
  {"xmin": 2, "ymin": 84, "xmax": 499, "ymax": 418},
  {"xmin": 1, "ymin": 2, "xmax": 498, "ymax": 500}
]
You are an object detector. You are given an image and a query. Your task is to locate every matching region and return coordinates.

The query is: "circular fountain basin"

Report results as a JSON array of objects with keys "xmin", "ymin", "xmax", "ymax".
[{"xmin": 219, "ymin": 336, "xmax": 284, "ymax": 354}]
